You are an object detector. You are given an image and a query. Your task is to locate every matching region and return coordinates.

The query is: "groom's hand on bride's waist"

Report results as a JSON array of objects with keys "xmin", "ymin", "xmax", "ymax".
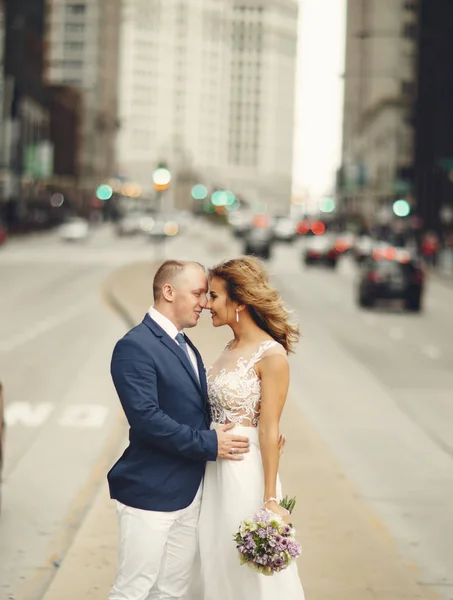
[{"xmin": 216, "ymin": 423, "xmax": 250, "ymax": 460}]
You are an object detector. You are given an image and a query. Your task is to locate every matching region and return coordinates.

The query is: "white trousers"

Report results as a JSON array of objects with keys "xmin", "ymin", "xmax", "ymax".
[{"xmin": 109, "ymin": 486, "xmax": 202, "ymax": 600}]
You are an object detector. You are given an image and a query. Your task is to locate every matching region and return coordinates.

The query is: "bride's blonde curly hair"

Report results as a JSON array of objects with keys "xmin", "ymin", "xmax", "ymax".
[{"xmin": 209, "ymin": 256, "xmax": 300, "ymax": 354}]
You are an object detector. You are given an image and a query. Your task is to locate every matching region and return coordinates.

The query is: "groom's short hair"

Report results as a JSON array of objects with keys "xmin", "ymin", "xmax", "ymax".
[{"xmin": 153, "ymin": 260, "xmax": 205, "ymax": 302}]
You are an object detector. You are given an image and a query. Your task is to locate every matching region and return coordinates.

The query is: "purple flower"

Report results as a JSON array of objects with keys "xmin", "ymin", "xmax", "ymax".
[
  {"xmin": 254, "ymin": 510, "xmax": 270, "ymax": 524},
  {"xmin": 245, "ymin": 538, "xmax": 256, "ymax": 550}
]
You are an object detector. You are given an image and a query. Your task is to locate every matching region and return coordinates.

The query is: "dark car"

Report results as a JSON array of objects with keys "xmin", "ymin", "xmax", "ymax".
[
  {"xmin": 357, "ymin": 249, "xmax": 424, "ymax": 311},
  {"xmin": 244, "ymin": 227, "xmax": 273, "ymax": 260},
  {"xmin": 303, "ymin": 234, "xmax": 339, "ymax": 268}
]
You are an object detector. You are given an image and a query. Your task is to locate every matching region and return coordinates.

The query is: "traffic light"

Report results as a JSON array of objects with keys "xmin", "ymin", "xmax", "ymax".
[
  {"xmin": 153, "ymin": 167, "xmax": 171, "ymax": 191},
  {"xmin": 96, "ymin": 184, "xmax": 113, "ymax": 200},
  {"xmin": 191, "ymin": 184, "xmax": 208, "ymax": 200},
  {"xmin": 319, "ymin": 197, "xmax": 335, "ymax": 213},
  {"xmin": 393, "ymin": 199, "xmax": 410, "ymax": 217}
]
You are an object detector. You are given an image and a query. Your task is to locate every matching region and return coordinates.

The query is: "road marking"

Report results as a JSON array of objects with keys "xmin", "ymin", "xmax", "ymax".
[
  {"xmin": 421, "ymin": 345, "xmax": 441, "ymax": 360},
  {"xmin": 5, "ymin": 402, "xmax": 109, "ymax": 428},
  {"xmin": 0, "ymin": 302, "xmax": 93, "ymax": 353},
  {"xmin": 58, "ymin": 404, "xmax": 108, "ymax": 428},
  {"xmin": 389, "ymin": 327, "xmax": 404, "ymax": 341},
  {"xmin": 5, "ymin": 402, "xmax": 55, "ymax": 426}
]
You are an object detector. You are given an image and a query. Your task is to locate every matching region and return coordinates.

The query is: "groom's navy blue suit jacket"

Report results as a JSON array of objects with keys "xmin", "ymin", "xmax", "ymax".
[{"xmin": 108, "ymin": 313, "xmax": 218, "ymax": 511}]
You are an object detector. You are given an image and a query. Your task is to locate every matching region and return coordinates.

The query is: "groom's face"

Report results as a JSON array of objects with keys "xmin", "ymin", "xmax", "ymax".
[{"xmin": 172, "ymin": 265, "xmax": 208, "ymax": 329}]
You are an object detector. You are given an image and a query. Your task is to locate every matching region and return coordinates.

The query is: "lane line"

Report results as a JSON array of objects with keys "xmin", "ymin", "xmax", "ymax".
[{"xmin": 0, "ymin": 301, "xmax": 94, "ymax": 353}]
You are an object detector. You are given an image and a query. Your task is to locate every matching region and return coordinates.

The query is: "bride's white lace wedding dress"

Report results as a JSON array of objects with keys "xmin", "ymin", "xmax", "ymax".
[{"xmin": 188, "ymin": 340, "xmax": 305, "ymax": 600}]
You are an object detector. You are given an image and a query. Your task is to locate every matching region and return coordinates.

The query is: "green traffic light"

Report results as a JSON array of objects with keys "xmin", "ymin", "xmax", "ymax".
[
  {"xmin": 320, "ymin": 197, "xmax": 335, "ymax": 213},
  {"xmin": 191, "ymin": 184, "xmax": 208, "ymax": 200},
  {"xmin": 96, "ymin": 184, "xmax": 113, "ymax": 200},
  {"xmin": 393, "ymin": 199, "xmax": 410, "ymax": 217}
]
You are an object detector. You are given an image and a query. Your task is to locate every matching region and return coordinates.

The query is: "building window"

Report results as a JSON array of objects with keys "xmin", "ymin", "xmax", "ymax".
[
  {"xmin": 66, "ymin": 4, "xmax": 86, "ymax": 15},
  {"xmin": 63, "ymin": 78, "xmax": 83, "ymax": 86},
  {"xmin": 64, "ymin": 41, "xmax": 84, "ymax": 52},
  {"xmin": 64, "ymin": 60, "xmax": 83, "ymax": 69},
  {"xmin": 402, "ymin": 23, "xmax": 417, "ymax": 39},
  {"xmin": 65, "ymin": 23, "xmax": 85, "ymax": 33}
]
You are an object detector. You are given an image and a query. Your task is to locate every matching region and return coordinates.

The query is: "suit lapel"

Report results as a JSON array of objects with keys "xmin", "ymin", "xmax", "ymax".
[
  {"xmin": 160, "ymin": 336, "xmax": 202, "ymax": 391},
  {"xmin": 143, "ymin": 313, "xmax": 205, "ymax": 396},
  {"xmin": 185, "ymin": 335, "xmax": 208, "ymax": 400}
]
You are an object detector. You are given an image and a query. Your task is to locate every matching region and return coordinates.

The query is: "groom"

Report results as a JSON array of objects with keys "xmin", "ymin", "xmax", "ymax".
[{"xmin": 108, "ymin": 259, "xmax": 250, "ymax": 600}]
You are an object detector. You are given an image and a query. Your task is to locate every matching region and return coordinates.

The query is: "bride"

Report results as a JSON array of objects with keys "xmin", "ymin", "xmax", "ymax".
[{"xmin": 189, "ymin": 257, "xmax": 305, "ymax": 599}]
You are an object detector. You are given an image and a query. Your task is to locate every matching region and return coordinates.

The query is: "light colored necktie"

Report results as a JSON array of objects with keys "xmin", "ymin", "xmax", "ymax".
[{"xmin": 175, "ymin": 333, "xmax": 199, "ymax": 380}]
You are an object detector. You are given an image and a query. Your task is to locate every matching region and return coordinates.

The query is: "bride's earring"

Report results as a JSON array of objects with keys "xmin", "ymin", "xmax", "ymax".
[{"xmin": 236, "ymin": 309, "xmax": 239, "ymax": 323}]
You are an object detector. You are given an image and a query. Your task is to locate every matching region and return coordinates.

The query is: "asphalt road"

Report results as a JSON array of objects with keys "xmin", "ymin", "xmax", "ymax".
[
  {"xmin": 0, "ymin": 220, "xmax": 452, "ymax": 600},
  {"xmin": 0, "ymin": 220, "xmax": 232, "ymax": 599}
]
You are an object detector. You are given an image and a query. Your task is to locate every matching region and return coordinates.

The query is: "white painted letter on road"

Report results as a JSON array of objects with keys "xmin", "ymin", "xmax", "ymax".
[
  {"xmin": 58, "ymin": 405, "xmax": 108, "ymax": 428},
  {"xmin": 5, "ymin": 402, "xmax": 55, "ymax": 426}
]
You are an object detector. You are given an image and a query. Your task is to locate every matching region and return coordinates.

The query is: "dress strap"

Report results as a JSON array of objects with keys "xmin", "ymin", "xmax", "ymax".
[{"xmin": 246, "ymin": 340, "xmax": 279, "ymax": 370}]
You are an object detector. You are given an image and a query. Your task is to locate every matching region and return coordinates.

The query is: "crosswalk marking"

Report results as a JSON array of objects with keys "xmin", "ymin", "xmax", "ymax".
[
  {"xmin": 58, "ymin": 404, "xmax": 108, "ymax": 428},
  {"xmin": 5, "ymin": 402, "xmax": 109, "ymax": 428},
  {"xmin": 5, "ymin": 402, "xmax": 55, "ymax": 426}
]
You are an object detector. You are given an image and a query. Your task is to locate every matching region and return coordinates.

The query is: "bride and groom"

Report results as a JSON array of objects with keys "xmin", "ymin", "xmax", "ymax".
[{"xmin": 107, "ymin": 257, "xmax": 305, "ymax": 600}]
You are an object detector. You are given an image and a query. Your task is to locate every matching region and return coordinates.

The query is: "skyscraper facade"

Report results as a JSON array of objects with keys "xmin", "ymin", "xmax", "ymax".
[
  {"xmin": 339, "ymin": 0, "xmax": 417, "ymax": 219},
  {"xmin": 117, "ymin": 0, "xmax": 298, "ymax": 212},
  {"xmin": 44, "ymin": 0, "xmax": 122, "ymax": 188}
]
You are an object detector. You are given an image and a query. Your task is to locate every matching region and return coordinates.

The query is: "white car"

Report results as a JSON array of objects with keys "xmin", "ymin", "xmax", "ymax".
[
  {"xmin": 59, "ymin": 217, "xmax": 89, "ymax": 242},
  {"xmin": 273, "ymin": 217, "xmax": 297, "ymax": 242}
]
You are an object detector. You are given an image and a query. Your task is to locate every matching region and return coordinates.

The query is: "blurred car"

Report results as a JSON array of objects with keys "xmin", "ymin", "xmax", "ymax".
[
  {"xmin": 244, "ymin": 227, "xmax": 273, "ymax": 260},
  {"xmin": 0, "ymin": 220, "xmax": 7, "ymax": 246},
  {"xmin": 59, "ymin": 217, "xmax": 89, "ymax": 242},
  {"xmin": 229, "ymin": 212, "xmax": 252, "ymax": 238},
  {"xmin": 116, "ymin": 212, "xmax": 145, "ymax": 236},
  {"xmin": 144, "ymin": 216, "xmax": 179, "ymax": 241},
  {"xmin": 357, "ymin": 248, "xmax": 424, "ymax": 311},
  {"xmin": 0, "ymin": 381, "xmax": 4, "ymax": 512},
  {"xmin": 273, "ymin": 216, "xmax": 297, "ymax": 243},
  {"xmin": 353, "ymin": 235, "xmax": 375, "ymax": 263},
  {"xmin": 333, "ymin": 231, "xmax": 355, "ymax": 253},
  {"xmin": 303, "ymin": 234, "xmax": 339, "ymax": 268}
]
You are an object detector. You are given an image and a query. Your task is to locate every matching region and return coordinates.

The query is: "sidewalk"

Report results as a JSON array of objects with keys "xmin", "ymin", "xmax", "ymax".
[{"xmin": 41, "ymin": 261, "xmax": 435, "ymax": 600}]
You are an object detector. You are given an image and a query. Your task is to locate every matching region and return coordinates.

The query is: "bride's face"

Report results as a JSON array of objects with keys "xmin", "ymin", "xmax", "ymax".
[{"xmin": 207, "ymin": 277, "xmax": 233, "ymax": 327}]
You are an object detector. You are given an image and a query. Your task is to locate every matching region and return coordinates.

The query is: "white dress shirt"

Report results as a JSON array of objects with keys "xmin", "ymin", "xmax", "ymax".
[{"xmin": 149, "ymin": 307, "xmax": 199, "ymax": 379}]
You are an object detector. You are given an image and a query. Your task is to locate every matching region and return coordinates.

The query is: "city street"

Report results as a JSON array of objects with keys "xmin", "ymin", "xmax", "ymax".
[
  {"xmin": 0, "ymin": 221, "xmax": 234, "ymax": 599},
  {"xmin": 0, "ymin": 220, "xmax": 452, "ymax": 599}
]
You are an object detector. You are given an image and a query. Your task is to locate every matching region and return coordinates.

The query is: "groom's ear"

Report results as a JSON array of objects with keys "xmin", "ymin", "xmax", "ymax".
[{"xmin": 162, "ymin": 284, "xmax": 174, "ymax": 302}]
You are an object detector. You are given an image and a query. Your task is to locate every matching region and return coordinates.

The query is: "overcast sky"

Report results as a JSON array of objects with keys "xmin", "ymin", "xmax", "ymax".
[{"xmin": 292, "ymin": 0, "xmax": 347, "ymax": 201}]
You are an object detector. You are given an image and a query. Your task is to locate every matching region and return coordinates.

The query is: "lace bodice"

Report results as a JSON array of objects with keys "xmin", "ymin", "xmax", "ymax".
[{"xmin": 206, "ymin": 339, "xmax": 286, "ymax": 427}]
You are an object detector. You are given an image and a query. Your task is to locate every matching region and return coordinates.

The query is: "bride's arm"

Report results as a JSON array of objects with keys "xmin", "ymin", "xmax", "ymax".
[{"xmin": 257, "ymin": 354, "xmax": 290, "ymax": 518}]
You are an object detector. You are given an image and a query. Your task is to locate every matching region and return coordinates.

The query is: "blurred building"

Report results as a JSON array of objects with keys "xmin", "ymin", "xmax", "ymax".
[
  {"xmin": 413, "ymin": 0, "xmax": 453, "ymax": 234},
  {"xmin": 2, "ymin": 0, "xmax": 53, "ymax": 222},
  {"xmin": 117, "ymin": 0, "xmax": 298, "ymax": 213},
  {"xmin": 44, "ymin": 0, "xmax": 122, "ymax": 190},
  {"xmin": 47, "ymin": 85, "xmax": 82, "ymax": 180},
  {"xmin": 0, "ymin": 1, "xmax": 5, "ymax": 207},
  {"xmin": 339, "ymin": 0, "xmax": 417, "ymax": 221}
]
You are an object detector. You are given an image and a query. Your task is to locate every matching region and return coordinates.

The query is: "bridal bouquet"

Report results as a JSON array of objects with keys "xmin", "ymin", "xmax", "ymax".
[{"xmin": 233, "ymin": 496, "xmax": 302, "ymax": 576}]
